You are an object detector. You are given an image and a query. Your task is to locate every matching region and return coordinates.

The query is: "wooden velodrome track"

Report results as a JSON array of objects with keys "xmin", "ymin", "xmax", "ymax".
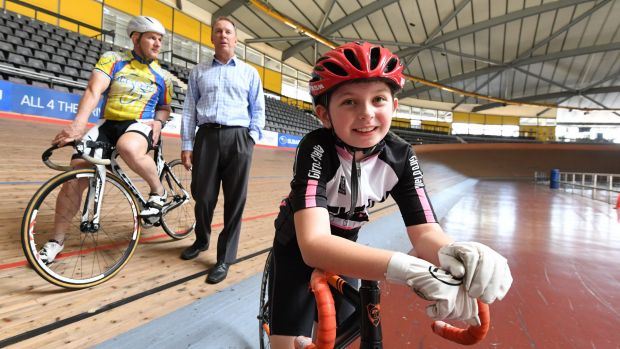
[{"xmin": 1, "ymin": 114, "xmax": 620, "ymax": 348}]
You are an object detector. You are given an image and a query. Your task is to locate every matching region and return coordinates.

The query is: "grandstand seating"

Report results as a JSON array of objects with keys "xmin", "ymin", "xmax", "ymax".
[
  {"xmin": 391, "ymin": 127, "xmax": 461, "ymax": 144},
  {"xmin": 264, "ymin": 97, "xmax": 322, "ymax": 136}
]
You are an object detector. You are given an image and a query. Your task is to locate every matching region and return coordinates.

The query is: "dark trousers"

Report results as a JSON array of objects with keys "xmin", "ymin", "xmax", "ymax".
[{"xmin": 191, "ymin": 125, "xmax": 254, "ymax": 264}]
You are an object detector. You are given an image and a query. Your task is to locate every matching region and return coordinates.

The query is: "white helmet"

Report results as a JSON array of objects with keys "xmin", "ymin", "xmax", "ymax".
[{"xmin": 126, "ymin": 16, "xmax": 165, "ymax": 37}]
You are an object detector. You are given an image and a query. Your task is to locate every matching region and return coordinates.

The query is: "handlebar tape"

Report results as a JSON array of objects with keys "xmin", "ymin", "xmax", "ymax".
[{"xmin": 431, "ymin": 299, "xmax": 490, "ymax": 345}]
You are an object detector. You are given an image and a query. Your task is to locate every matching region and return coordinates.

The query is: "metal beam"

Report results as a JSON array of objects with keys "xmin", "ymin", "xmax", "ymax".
[
  {"xmin": 282, "ymin": 0, "xmax": 400, "ymax": 60},
  {"xmin": 245, "ymin": 36, "xmax": 308, "ymax": 43},
  {"xmin": 318, "ymin": 0, "xmax": 337, "ymax": 32},
  {"xmin": 471, "ymin": 86, "xmax": 620, "ymax": 112},
  {"xmin": 396, "ymin": 0, "xmax": 595, "ymax": 59},
  {"xmin": 402, "ymin": 42, "xmax": 620, "ymax": 97},
  {"xmin": 405, "ymin": 0, "xmax": 472, "ymax": 67},
  {"xmin": 213, "ymin": 0, "xmax": 249, "ymax": 19},
  {"xmin": 449, "ymin": 0, "xmax": 612, "ymax": 107},
  {"xmin": 327, "ymin": 36, "xmax": 422, "ymax": 48}
]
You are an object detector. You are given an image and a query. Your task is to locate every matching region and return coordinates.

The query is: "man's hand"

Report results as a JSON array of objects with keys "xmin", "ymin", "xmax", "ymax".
[
  {"xmin": 386, "ymin": 252, "xmax": 480, "ymax": 325},
  {"xmin": 438, "ymin": 242, "xmax": 512, "ymax": 304},
  {"xmin": 52, "ymin": 122, "xmax": 86, "ymax": 146},
  {"xmin": 181, "ymin": 150, "xmax": 193, "ymax": 171}
]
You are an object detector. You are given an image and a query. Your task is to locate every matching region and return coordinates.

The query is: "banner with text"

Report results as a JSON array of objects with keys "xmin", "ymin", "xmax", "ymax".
[
  {"xmin": 278, "ymin": 134, "xmax": 302, "ymax": 148},
  {"xmin": 0, "ymin": 80, "xmax": 101, "ymax": 122}
]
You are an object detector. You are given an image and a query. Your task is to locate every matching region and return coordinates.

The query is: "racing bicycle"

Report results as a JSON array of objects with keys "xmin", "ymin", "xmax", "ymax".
[
  {"xmin": 21, "ymin": 138, "xmax": 195, "ymax": 289},
  {"xmin": 258, "ymin": 250, "xmax": 490, "ymax": 348}
]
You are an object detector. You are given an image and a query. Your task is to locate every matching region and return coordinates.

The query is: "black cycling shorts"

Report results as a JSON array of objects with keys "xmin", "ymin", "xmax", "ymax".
[
  {"xmin": 72, "ymin": 119, "xmax": 153, "ymax": 160},
  {"xmin": 268, "ymin": 199, "xmax": 359, "ymax": 337}
]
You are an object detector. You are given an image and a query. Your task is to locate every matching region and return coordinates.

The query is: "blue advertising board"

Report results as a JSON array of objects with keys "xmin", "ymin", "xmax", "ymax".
[
  {"xmin": 278, "ymin": 133, "xmax": 302, "ymax": 148},
  {"xmin": 0, "ymin": 80, "xmax": 101, "ymax": 122}
]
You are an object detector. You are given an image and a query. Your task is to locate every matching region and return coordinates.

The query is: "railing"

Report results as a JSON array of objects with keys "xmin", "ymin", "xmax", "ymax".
[{"xmin": 535, "ymin": 171, "xmax": 620, "ymax": 205}]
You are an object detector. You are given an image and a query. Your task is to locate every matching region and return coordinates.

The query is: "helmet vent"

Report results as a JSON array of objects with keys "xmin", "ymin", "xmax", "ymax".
[
  {"xmin": 370, "ymin": 47, "xmax": 381, "ymax": 70},
  {"xmin": 343, "ymin": 49, "xmax": 362, "ymax": 71},
  {"xmin": 384, "ymin": 57, "xmax": 398, "ymax": 73},
  {"xmin": 323, "ymin": 61, "xmax": 348, "ymax": 76}
]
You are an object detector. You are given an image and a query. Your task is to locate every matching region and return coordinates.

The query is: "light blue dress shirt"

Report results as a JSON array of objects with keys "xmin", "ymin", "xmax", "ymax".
[{"xmin": 181, "ymin": 56, "xmax": 265, "ymax": 151}]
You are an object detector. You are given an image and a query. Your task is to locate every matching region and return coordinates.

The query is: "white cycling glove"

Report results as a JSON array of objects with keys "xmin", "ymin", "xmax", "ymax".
[
  {"xmin": 386, "ymin": 252, "xmax": 479, "ymax": 325},
  {"xmin": 438, "ymin": 241, "xmax": 513, "ymax": 304}
]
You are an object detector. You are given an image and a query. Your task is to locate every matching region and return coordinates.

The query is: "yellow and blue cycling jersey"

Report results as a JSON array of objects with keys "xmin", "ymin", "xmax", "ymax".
[{"xmin": 94, "ymin": 50, "xmax": 173, "ymax": 121}]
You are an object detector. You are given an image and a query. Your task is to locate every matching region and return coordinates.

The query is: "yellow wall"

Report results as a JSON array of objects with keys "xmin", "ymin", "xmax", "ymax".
[
  {"xmin": 201, "ymin": 23, "xmax": 213, "ymax": 47},
  {"xmin": 391, "ymin": 117, "xmax": 410, "ymax": 128},
  {"xmin": 142, "ymin": 0, "xmax": 173, "ymax": 32},
  {"xmin": 248, "ymin": 62, "xmax": 265, "ymax": 85},
  {"xmin": 5, "ymin": 2, "xmax": 36, "ymax": 17},
  {"xmin": 453, "ymin": 112, "xmax": 520, "ymax": 125},
  {"xmin": 6, "ymin": 0, "xmax": 55, "ymax": 22},
  {"xmin": 263, "ymin": 68, "xmax": 282, "ymax": 94},
  {"xmin": 173, "ymin": 10, "xmax": 200, "ymax": 42},
  {"xmin": 59, "ymin": 0, "xmax": 102, "ymax": 36},
  {"xmin": 104, "ymin": 0, "xmax": 141, "ymax": 16},
  {"xmin": 421, "ymin": 120, "xmax": 451, "ymax": 133},
  {"xmin": 520, "ymin": 126, "xmax": 556, "ymax": 142}
]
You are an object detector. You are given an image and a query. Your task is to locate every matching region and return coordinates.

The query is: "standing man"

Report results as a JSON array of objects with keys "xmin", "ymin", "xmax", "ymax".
[{"xmin": 180, "ymin": 16, "xmax": 265, "ymax": 284}]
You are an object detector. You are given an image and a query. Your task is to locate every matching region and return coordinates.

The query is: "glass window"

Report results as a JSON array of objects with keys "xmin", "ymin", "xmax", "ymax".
[
  {"xmin": 265, "ymin": 56, "xmax": 281, "ymax": 71},
  {"xmin": 199, "ymin": 45, "xmax": 214, "ymax": 63},
  {"xmin": 282, "ymin": 64, "xmax": 297, "ymax": 77},
  {"xmin": 281, "ymin": 75, "xmax": 297, "ymax": 99},
  {"xmin": 246, "ymin": 46, "xmax": 263, "ymax": 66},
  {"xmin": 235, "ymin": 42, "xmax": 245, "ymax": 59},
  {"xmin": 172, "ymin": 34, "xmax": 199, "ymax": 67},
  {"xmin": 297, "ymin": 80, "xmax": 311, "ymax": 103},
  {"xmin": 396, "ymin": 105, "xmax": 411, "ymax": 117},
  {"xmin": 102, "ymin": 6, "xmax": 132, "ymax": 49},
  {"xmin": 298, "ymin": 72, "xmax": 311, "ymax": 82}
]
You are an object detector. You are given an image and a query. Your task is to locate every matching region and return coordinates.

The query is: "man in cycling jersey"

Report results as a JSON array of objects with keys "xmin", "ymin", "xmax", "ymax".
[
  {"xmin": 38, "ymin": 16, "xmax": 174, "ymax": 264},
  {"xmin": 267, "ymin": 42, "xmax": 513, "ymax": 348}
]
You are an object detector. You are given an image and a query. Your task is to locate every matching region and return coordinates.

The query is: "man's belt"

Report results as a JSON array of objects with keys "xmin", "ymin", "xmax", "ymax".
[{"xmin": 200, "ymin": 123, "xmax": 244, "ymax": 129}]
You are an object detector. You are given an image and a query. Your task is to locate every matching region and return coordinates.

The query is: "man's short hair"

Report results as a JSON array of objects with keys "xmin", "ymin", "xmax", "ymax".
[{"xmin": 214, "ymin": 16, "xmax": 236, "ymax": 32}]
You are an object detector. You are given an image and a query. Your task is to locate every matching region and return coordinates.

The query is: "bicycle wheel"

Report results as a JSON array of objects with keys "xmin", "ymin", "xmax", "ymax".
[
  {"xmin": 258, "ymin": 250, "xmax": 273, "ymax": 349},
  {"xmin": 160, "ymin": 159, "xmax": 195, "ymax": 239},
  {"xmin": 21, "ymin": 169, "xmax": 141, "ymax": 289}
]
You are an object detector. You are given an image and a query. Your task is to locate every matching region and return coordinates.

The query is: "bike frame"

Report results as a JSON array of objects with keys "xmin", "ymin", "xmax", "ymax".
[
  {"xmin": 74, "ymin": 140, "xmax": 187, "ymax": 229},
  {"xmin": 326, "ymin": 276, "xmax": 383, "ymax": 348}
]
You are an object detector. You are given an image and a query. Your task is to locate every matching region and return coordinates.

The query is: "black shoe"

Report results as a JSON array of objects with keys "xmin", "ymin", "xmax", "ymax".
[
  {"xmin": 180, "ymin": 244, "xmax": 207, "ymax": 260},
  {"xmin": 206, "ymin": 262, "xmax": 229, "ymax": 284}
]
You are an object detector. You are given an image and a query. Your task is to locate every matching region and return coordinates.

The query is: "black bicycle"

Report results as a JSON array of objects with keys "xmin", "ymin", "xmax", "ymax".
[
  {"xmin": 258, "ymin": 250, "xmax": 490, "ymax": 348},
  {"xmin": 21, "ymin": 138, "xmax": 195, "ymax": 289}
]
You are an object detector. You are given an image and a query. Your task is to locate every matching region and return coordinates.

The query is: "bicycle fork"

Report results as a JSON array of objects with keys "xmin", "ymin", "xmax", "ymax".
[{"xmin": 80, "ymin": 164, "xmax": 107, "ymax": 233}]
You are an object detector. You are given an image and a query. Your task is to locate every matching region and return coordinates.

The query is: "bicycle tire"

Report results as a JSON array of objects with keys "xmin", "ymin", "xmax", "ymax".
[
  {"xmin": 21, "ymin": 169, "xmax": 141, "ymax": 289},
  {"xmin": 258, "ymin": 250, "xmax": 273, "ymax": 349},
  {"xmin": 160, "ymin": 159, "xmax": 195, "ymax": 240}
]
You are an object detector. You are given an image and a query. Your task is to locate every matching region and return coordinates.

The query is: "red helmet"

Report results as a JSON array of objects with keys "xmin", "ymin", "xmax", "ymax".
[{"xmin": 309, "ymin": 41, "xmax": 405, "ymax": 97}]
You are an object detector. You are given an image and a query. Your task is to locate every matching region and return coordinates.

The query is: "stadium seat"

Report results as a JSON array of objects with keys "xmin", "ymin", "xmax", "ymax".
[
  {"xmin": 0, "ymin": 26, "xmax": 11, "ymax": 36},
  {"xmin": 41, "ymin": 44, "xmax": 55, "ymax": 55},
  {"xmin": 51, "ymin": 54, "xmax": 66, "ymax": 66},
  {"xmin": 6, "ymin": 34, "xmax": 23, "ymax": 47},
  {"xmin": 27, "ymin": 57, "xmax": 45, "ymax": 71},
  {"xmin": 34, "ymin": 51, "xmax": 49, "ymax": 61},
  {"xmin": 8, "ymin": 76, "xmax": 27, "ymax": 84},
  {"xmin": 8, "ymin": 52, "xmax": 26, "ymax": 66},
  {"xmin": 14, "ymin": 30, "xmax": 29, "ymax": 41},
  {"xmin": 0, "ymin": 41, "xmax": 14, "ymax": 54},
  {"xmin": 26, "ymin": 38, "xmax": 41, "ymax": 49}
]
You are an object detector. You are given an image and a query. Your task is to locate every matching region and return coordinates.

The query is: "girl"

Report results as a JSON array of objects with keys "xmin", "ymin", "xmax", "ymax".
[{"xmin": 267, "ymin": 42, "xmax": 512, "ymax": 348}]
